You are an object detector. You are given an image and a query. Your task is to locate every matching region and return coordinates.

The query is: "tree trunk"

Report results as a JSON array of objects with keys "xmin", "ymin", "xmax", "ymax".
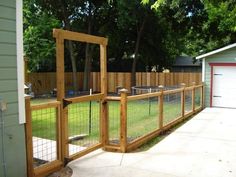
[
  {"xmin": 68, "ymin": 41, "xmax": 78, "ymax": 94},
  {"xmin": 131, "ymin": 17, "xmax": 147, "ymax": 87},
  {"xmin": 83, "ymin": 0, "xmax": 92, "ymax": 91},
  {"xmin": 83, "ymin": 44, "xmax": 92, "ymax": 91},
  {"xmin": 60, "ymin": 1, "xmax": 78, "ymax": 95}
]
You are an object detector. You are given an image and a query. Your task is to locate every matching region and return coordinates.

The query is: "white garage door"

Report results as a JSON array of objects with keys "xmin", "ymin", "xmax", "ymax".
[{"xmin": 212, "ymin": 66, "xmax": 236, "ymax": 108}]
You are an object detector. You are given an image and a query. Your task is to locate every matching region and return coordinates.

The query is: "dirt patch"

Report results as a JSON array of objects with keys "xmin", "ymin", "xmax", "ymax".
[{"xmin": 47, "ymin": 167, "xmax": 73, "ymax": 177}]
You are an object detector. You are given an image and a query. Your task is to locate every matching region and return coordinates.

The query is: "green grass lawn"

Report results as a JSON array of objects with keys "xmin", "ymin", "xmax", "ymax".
[{"xmin": 31, "ymin": 93, "xmax": 201, "ymax": 148}]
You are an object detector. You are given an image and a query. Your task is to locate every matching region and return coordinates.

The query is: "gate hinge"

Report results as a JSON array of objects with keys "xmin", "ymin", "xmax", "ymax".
[
  {"xmin": 64, "ymin": 157, "xmax": 71, "ymax": 166},
  {"xmin": 63, "ymin": 99, "xmax": 72, "ymax": 108}
]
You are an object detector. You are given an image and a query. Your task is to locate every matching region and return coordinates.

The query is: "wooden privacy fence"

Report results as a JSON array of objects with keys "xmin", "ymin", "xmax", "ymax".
[{"xmin": 27, "ymin": 72, "xmax": 202, "ymax": 95}]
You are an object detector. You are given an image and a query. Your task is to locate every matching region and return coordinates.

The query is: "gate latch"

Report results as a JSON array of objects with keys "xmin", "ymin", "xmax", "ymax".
[{"xmin": 63, "ymin": 99, "xmax": 72, "ymax": 108}]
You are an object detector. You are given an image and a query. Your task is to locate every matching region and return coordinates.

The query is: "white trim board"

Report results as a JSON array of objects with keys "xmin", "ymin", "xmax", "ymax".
[
  {"xmin": 196, "ymin": 43, "xmax": 236, "ymax": 60},
  {"xmin": 16, "ymin": 0, "xmax": 25, "ymax": 124},
  {"xmin": 202, "ymin": 58, "xmax": 205, "ymax": 82}
]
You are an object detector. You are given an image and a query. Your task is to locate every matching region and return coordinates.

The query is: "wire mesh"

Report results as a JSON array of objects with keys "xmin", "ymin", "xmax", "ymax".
[
  {"xmin": 127, "ymin": 97, "xmax": 159, "ymax": 143},
  {"xmin": 31, "ymin": 107, "xmax": 58, "ymax": 167},
  {"xmin": 68, "ymin": 101, "xmax": 100, "ymax": 156},
  {"xmin": 163, "ymin": 92, "xmax": 182, "ymax": 126},
  {"xmin": 131, "ymin": 86, "xmax": 179, "ymax": 95},
  {"xmin": 195, "ymin": 87, "xmax": 202, "ymax": 109},
  {"xmin": 184, "ymin": 90, "xmax": 193, "ymax": 114},
  {"xmin": 108, "ymin": 101, "xmax": 120, "ymax": 145}
]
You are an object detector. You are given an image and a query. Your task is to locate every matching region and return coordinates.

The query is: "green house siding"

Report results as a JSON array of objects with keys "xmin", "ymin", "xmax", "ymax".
[
  {"xmin": 204, "ymin": 47, "xmax": 236, "ymax": 107},
  {"xmin": 0, "ymin": 0, "xmax": 27, "ymax": 177}
]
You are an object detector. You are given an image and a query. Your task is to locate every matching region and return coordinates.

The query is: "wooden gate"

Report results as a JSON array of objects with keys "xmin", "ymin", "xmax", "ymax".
[
  {"xmin": 24, "ymin": 30, "xmax": 108, "ymax": 177},
  {"xmin": 53, "ymin": 29, "xmax": 108, "ymax": 163}
]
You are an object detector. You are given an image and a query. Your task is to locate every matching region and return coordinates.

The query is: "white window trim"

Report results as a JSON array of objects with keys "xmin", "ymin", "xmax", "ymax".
[
  {"xmin": 16, "ymin": 0, "xmax": 25, "ymax": 124},
  {"xmin": 202, "ymin": 58, "xmax": 205, "ymax": 82}
]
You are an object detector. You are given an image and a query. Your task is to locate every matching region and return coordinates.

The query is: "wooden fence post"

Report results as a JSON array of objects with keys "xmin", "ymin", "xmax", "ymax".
[
  {"xmin": 24, "ymin": 96, "xmax": 34, "ymax": 177},
  {"xmin": 120, "ymin": 88, "xmax": 128, "ymax": 153},
  {"xmin": 100, "ymin": 44, "xmax": 108, "ymax": 147},
  {"xmin": 192, "ymin": 82, "xmax": 196, "ymax": 112},
  {"xmin": 24, "ymin": 56, "xmax": 29, "ymax": 83},
  {"xmin": 158, "ymin": 85, "xmax": 164, "ymax": 130},
  {"xmin": 201, "ymin": 82, "xmax": 205, "ymax": 108},
  {"xmin": 180, "ymin": 83, "xmax": 186, "ymax": 118},
  {"xmin": 54, "ymin": 33, "xmax": 68, "ymax": 163},
  {"xmin": 101, "ymin": 100, "xmax": 109, "ymax": 147}
]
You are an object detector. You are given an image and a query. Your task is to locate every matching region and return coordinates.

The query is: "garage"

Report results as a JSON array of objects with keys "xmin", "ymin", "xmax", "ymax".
[
  {"xmin": 211, "ymin": 65, "xmax": 236, "ymax": 108},
  {"xmin": 196, "ymin": 43, "xmax": 236, "ymax": 108}
]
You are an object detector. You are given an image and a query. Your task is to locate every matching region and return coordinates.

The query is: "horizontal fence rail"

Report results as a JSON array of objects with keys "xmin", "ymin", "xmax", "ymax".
[{"xmin": 26, "ymin": 72, "xmax": 202, "ymax": 95}]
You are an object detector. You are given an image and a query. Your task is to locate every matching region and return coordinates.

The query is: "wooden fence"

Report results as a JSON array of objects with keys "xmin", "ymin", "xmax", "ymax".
[
  {"xmin": 27, "ymin": 72, "xmax": 202, "ymax": 95},
  {"xmin": 105, "ymin": 83, "xmax": 204, "ymax": 152},
  {"xmin": 25, "ymin": 83, "xmax": 204, "ymax": 176}
]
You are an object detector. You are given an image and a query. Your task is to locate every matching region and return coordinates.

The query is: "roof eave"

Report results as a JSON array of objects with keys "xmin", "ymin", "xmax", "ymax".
[{"xmin": 196, "ymin": 43, "xmax": 236, "ymax": 60}]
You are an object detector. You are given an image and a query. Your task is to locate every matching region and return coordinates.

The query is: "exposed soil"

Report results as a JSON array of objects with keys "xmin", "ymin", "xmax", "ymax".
[{"xmin": 47, "ymin": 167, "xmax": 73, "ymax": 177}]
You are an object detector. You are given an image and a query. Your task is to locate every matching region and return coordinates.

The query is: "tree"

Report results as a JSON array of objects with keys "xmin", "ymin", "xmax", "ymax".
[
  {"xmin": 35, "ymin": 0, "xmax": 87, "ymax": 93},
  {"xmin": 116, "ymin": 0, "xmax": 155, "ymax": 86},
  {"xmin": 143, "ymin": 0, "xmax": 236, "ymax": 55},
  {"xmin": 23, "ymin": 0, "xmax": 60, "ymax": 72}
]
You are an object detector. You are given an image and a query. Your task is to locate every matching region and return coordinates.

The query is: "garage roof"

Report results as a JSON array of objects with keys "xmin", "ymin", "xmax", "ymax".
[
  {"xmin": 196, "ymin": 43, "xmax": 236, "ymax": 60},
  {"xmin": 173, "ymin": 56, "xmax": 201, "ymax": 66}
]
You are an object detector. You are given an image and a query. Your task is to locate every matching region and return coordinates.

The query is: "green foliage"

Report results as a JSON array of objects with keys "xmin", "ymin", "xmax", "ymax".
[
  {"xmin": 23, "ymin": 0, "xmax": 236, "ymax": 72},
  {"xmin": 23, "ymin": 0, "xmax": 60, "ymax": 72}
]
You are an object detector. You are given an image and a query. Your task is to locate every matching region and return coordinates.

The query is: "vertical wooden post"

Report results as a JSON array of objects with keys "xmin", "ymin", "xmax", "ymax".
[
  {"xmin": 120, "ymin": 89, "xmax": 128, "ymax": 153},
  {"xmin": 192, "ymin": 82, "xmax": 196, "ymax": 112},
  {"xmin": 24, "ymin": 96, "xmax": 34, "ymax": 177},
  {"xmin": 24, "ymin": 56, "xmax": 29, "ymax": 83},
  {"xmin": 101, "ymin": 100, "xmax": 108, "ymax": 146},
  {"xmin": 100, "ymin": 44, "xmax": 108, "ymax": 146},
  {"xmin": 180, "ymin": 83, "xmax": 186, "ymax": 118},
  {"xmin": 56, "ymin": 103, "xmax": 62, "ymax": 162},
  {"xmin": 158, "ymin": 85, "xmax": 164, "ymax": 130},
  {"xmin": 201, "ymin": 82, "xmax": 205, "ymax": 108},
  {"xmin": 55, "ymin": 33, "xmax": 68, "ymax": 162},
  {"xmin": 100, "ymin": 44, "xmax": 107, "ymax": 96}
]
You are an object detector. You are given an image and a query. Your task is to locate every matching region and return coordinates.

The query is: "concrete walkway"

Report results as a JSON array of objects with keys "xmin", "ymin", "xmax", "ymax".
[{"xmin": 68, "ymin": 108, "xmax": 236, "ymax": 177}]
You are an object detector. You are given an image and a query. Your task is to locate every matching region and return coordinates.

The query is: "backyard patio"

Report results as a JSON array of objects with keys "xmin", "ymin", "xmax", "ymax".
[{"xmin": 68, "ymin": 107, "xmax": 236, "ymax": 177}]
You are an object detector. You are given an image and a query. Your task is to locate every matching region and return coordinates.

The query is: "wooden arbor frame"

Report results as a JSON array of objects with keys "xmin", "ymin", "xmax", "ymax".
[
  {"xmin": 53, "ymin": 29, "xmax": 108, "ymax": 163},
  {"xmin": 53, "ymin": 29, "xmax": 108, "ymax": 99}
]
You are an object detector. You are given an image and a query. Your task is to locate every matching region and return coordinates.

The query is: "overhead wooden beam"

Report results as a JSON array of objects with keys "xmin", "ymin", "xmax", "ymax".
[{"xmin": 53, "ymin": 29, "xmax": 108, "ymax": 46}]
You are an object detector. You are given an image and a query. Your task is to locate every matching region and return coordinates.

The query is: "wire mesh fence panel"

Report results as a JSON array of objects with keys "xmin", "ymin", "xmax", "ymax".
[
  {"xmin": 163, "ymin": 92, "xmax": 181, "ymax": 126},
  {"xmin": 68, "ymin": 101, "xmax": 100, "ymax": 156},
  {"xmin": 127, "ymin": 97, "xmax": 159, "ymax": 143},
  {"xmin": 31, "ymin": 107, "xmax": 58, "ymax": 167},
  {"xmin": 184, "ymin": 90, "xmax": 193, "ymax": 114},
  {"xmin": 131, "ymin": 86, "xmax": 180, "ymax": 95},
  {"xmin": 108, "ymin": 101, "xmax": 120, "ymax": 145},
  {"xmin": 195, "ymin": 87, "xmax": 202, "ymax": 109}
]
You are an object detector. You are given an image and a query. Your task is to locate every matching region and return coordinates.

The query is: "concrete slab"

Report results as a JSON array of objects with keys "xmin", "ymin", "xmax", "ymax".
[{"xmin": 68, "ymin": 108, "xmax": 236, "ymax": 177}]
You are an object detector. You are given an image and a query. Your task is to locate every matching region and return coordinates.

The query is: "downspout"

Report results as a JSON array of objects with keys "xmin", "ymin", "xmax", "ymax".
[{"xmin": 0, "ymin": 98, "xmax": 7, "ymax": 177}]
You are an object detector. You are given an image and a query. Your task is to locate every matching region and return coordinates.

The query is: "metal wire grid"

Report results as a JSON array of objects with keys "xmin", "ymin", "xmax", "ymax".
[
  {"xmin": 31, "ymin": 107, "xmax": 57, "ymax": 166},
  {"xmin": 131, "ymin": 86, "xmax": 180, "ymax": 95},
  {"xmin": 68, "ymin": 101, "xmax": 100, "ymax": 156},
  {"xmin": 108, "ymin": 101, "xmax": 120, "ymax": 145},
  {"xmin": 184, "ymin": 90, "xmax": 193, "ymax": 114},
  {"xmin": 163, "ymin": 92, "xmax": 182, "ymax": 126},
  {"xmin": 195, "ymin": 87, "xmax": 202, "ymax": 109},
  {"xmin": 127, "ymin": 97, "xmax": 159, "ymax": 143}
]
